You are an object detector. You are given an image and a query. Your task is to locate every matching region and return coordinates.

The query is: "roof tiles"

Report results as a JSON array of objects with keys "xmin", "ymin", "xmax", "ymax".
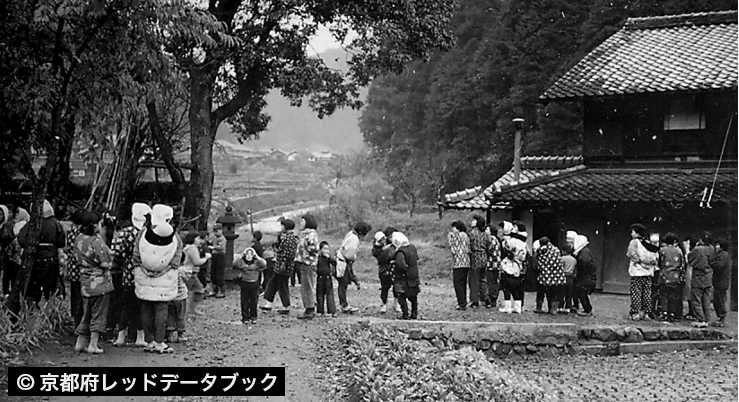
[{"xmin": 541, "ymin": 11, "xmax": 738, "ymax": 100}]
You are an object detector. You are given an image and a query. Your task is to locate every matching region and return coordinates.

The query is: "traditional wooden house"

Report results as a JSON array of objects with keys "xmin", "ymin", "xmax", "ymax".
[{"xmin": 441, "ymin": 11, "xmax": 738, "ymax": 308}]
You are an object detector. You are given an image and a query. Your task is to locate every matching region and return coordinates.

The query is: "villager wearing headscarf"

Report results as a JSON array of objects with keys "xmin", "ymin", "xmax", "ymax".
[
  {"xmin": 392, "ymin": 232, "xmax": 420, "ymax": 320},
  {"xmin": 110, "ymin": 203, "xmax": 150, "ymax": 346},
  {"xmin": 73, "ymin": 211, "xmax": 114, "ymax": 354},
  {"xmin": 498, "ymin": 221, "xmax": 526, "ymax": 314},
  {"xmin": 18, "ymin": 200, "xmax": 66, "ymax": 304},
  {"xmin": 574, "ymin": 235, "xmax": 596, "ymax": 316},
  {"xmin": 626, "ymin": 223, "xmax": 658, "ymax": 320},
  {"xmin": 336, "ymin": 221, "xmax": 371, "ymax": 314},
  {"xmin": 295, "ymin": 214, "xmax": 319, "ymax": 319},
  {"xmin": 132, "ymin": 205, "xmax": 182, "ymax": 354},
  {"xmin": 262, "ymin": 219, "xmax": 297, "ymax": 313},
  {"xmin": 0, "ymin": 205, "xmax": 16, "ymax": 296},
  {"xmin": 449, "ymin": 221, "xmax": 471, "ymax": 310},
  {"xmin": 233, "ymin": 247, "xmax": 267, "ymax": 323},
  {"xmin": 372, "ymin": 228, "xmax": 397, "ymax": 314}
]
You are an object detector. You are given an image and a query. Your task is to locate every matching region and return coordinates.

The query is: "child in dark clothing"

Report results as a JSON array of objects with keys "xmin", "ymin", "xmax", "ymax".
[
  {"xmin": 710, "ymin": 239, "xmax": 731, "ymax": 327},
  {"xmin": 657, "ymin": 233, "xmax": 685, "ymax": 322},
  {"xmin": 316, "ymin": 241, "xmax": 337, "ymax": 317}
]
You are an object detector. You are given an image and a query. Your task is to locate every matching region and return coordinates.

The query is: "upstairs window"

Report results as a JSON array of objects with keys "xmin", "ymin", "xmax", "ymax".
[{"xmin": 664, "ymin": 97, "xmax": 705, "ymax": 131}]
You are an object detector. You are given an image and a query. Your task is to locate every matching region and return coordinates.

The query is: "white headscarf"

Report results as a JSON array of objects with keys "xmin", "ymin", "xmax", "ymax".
[
  {"xmin": 151, "ymin": 204, "xmax": 173, "ymax": 225},
  {"xmin": 0, "ymin": 205, "xmax": 8, "ymax": 226},
  {"xmin": 532, "ymin": 240, "xmax": 541, "ymax": 252},
  {"xmin": 566, "ymin": 231, "xmax": 578, "ymax": 243},
  {"xmin": 501, "ymin": 221, "xmax": 514, "ymax": 236},
  {"xmin": 573, "ymin": 235, "xmax": 589, "ymax": 255},
  {"xmin": 391, "ymin": 232, "xmax": 410, "ymax": 249},
  {"xmin": 42, "ymin": 199, "xmax": 54, "ymax": 218},
  {"xmin": 13, "ymin": 208, "xmax": 29, "ymax": 236},
  {"xmin": 131, "ymin": 203, "xmax": 151, "ymax": 230}
]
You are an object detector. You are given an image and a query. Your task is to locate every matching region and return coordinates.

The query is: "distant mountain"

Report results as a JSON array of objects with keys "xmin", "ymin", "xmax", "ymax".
[{"xmin": 216, "ymin": 48, "xmax": 366, "ymax": 154}]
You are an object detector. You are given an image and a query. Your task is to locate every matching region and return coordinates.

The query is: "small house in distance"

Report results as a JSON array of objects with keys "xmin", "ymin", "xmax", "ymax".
[{"xmin": 442, "ymin": 11, "xmax": 738, "ymax": 309}]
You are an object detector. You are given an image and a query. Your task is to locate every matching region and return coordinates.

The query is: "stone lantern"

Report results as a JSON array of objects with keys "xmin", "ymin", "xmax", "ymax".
[{"xmin": 216, "ymin": 206, "xmax": 242, "ymax": 267}]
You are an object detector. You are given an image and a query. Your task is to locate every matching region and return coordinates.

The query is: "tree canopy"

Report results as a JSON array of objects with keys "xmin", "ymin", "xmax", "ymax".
[{"xmin": 360, "ymin": 0, "xmax": 737, "ymax": 204}]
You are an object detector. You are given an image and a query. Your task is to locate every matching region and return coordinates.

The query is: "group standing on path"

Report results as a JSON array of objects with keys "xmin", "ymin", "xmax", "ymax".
[{"xmin": 0, "ymin": 200, "xmax": 733, "ymax": 357}]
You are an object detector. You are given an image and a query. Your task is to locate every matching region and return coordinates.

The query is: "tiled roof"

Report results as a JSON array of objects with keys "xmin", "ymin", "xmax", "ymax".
[
  {"xmin": 541, "ymin": 11, "xmax": 738, "ymax": 100},
  {"xmin": 439, "ymin": 156, "xmax": 583, "ymax": 210},
  {"xmin": 486, "ymin": 167, "xmax": 737, "ymax": 205}
]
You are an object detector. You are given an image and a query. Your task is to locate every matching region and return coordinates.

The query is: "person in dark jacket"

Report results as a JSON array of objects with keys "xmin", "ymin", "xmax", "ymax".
[
  {"xmin": 391, "ymin": 232, "xmax": 419, "ymax": 320},
  {"xmin": 573, "ymin": 235, "xmax": 596, "ymax": 317},
  {"xmin": 18, "ymin": 200, "xmax": 66, "ymax": 304},
  {"xmin": 688, "ymin": 232, "xmax": 714, "ymax": 328},
  {"xmin": 0, "ymin": 204, "xmax": 16, "ymax": 296},
  {"xmin": 372, "ymin": 229, "xmax": 397, "ymax": 314},
  {"xmin": 316, "ymin": 241, "xmax": 337, "ymax": 316},
  {"xmin": 710, "ymin": 238, "xmax": 731, "ymax": 327},
  {"xmin": 657, "ymin": 232, "xmax": 685, "ymax": 322}
]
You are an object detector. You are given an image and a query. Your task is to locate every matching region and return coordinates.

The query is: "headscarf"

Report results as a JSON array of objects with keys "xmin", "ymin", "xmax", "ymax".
[
  {"xmin": 573, "ymin": 235, "xmax": 589, "ymax": 255},
  {"xmin": 241, "ymin": 247, "xmax": 256, "ymax": 262},
  {"xmin": 373, "ymin": 231, "xmax": 386, "ymax": 243},
  {"xmin": 13, "ymin": 208, "xmax": 30, "ymax": 236},
  {"xmin": 566, "ymin": 231, "xmax": 578, "ymax": 243},
  {"xmin": 151, "ymin": 204, "xmax": 173, "ymax": 225},
  {"xmin": 42, "ymin": 199, "xmax": 54, "ymax": 218},
  {"xmin": 532, "ymin": 240, "xmax": 541, "ymax": 252},
  {"xmin": 501, "ymin": 221, "xmax": 514, "ymax": 236},
  {"xmin": 391, "ymin": 232, "xmax": 410, "ymax": 249},
  {"xmin": 131, "ymin": 203, "xmax": 151, "ymax": 230},
  {"xmin": 0, "ymin": 205, "xmax": 8, "ymax": 226}
]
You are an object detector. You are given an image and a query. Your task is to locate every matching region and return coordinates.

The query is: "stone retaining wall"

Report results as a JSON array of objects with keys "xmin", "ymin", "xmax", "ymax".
[{"xmin": 361, "ymin": 319, "xmax": 735, "ymax": 358}]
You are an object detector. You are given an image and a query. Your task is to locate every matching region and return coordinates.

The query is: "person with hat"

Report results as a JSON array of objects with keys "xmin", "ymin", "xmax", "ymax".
[
  {"xmin": 210, "ymin": 223, "xmax": 227, "ymax": 298},
  {"xmin": 110, "ymin": 203, "xmax": 150, "ymax": 347},
  {"xmin": 262, "ymin": 219, "xmax": 297, "ymax": 314},
  {"xmin": 73, "ymin": 211, "xmax": 114, "ymax": 354},
  {"xmin": 392, "ymin": 232, "xmax": 420, "ymax": 320},
  {"xmin": 133, "ymin": 205, "xmax": 183, "ymax": 354},
  {"xmin": 336, "ymin": 221, "xmax": 371, "ymax": 314}
]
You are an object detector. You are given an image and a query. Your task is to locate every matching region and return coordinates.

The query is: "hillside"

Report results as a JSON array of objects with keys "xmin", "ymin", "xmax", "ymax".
[{"xmin": 216, "ymin": 48, "xmax": 366, "ymax": 154}]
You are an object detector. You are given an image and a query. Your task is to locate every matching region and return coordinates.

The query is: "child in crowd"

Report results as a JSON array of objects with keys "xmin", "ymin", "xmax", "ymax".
[
  {"xmin": 167, "ymin": 264, "xmax": 190, "ymax": 342},
  {"xmin": 649, "ymin": 233, "xmax": 662, "ymax": 318},
  {"xmin": 657, "ymin": 232, "xmax": 685, "ymax": 323},
  {"xmin": 210, "ymin": 224, "xmax": 227, "ymax": 298},
  {"xmin": 183, "ymin": 232, "xmax": 211, "ymax": 316},
  {"xmin": 74, "ymin": 211, "xmax": 114, "ymax": 354},
  {"xmin": 198, "ymin": 230, "xmax": 212, "ymax": 298},
  {"xmin": 233, "ymin": 247, "xmax": 267, "ymax": 323},
  {"xmin": 560, "ymin": 244, "xmax": 577, "ymax": 314},
  {"xmin": 263, "ymin": 248, "xmax": 276, "ymax": 292},
  {"xmin": 316, "ymin": 241, "xmax": 337, "ymax": 317}
]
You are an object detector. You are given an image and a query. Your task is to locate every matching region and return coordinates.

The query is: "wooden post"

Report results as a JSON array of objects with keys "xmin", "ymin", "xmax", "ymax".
[{"xmin": 513, "ymin": 118, "xmax": 524, "ymax": 182}]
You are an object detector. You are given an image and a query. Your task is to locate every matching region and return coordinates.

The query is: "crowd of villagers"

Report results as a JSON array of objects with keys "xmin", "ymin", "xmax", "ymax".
[
  {"xmin": 446, "ymin": 215, "xmax": 732, "ymax": 328},
  {"xmin": 0, "ymin": 201, "xmax": 731, "ymax": 356},
  {"xmin": 0, "ymin": 199, "xmax": 427, "ymax": 355}
]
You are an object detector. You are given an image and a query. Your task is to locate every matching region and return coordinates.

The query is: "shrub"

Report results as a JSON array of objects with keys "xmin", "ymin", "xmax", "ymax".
[
  {"xmin": 323, "ymin": 324, "xmax": 560, "ymax": 402},
  {"xmin": 0, "ymin": 296, "xmax": 70, "ymax": 355}
]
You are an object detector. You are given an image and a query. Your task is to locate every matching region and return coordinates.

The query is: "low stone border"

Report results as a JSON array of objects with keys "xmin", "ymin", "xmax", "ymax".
[{"xmin": 355, "ymin": 318, "xmax": 736, "ymax": 358}]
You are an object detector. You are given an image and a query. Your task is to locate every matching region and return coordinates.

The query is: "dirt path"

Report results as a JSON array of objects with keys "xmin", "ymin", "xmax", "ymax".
[{"xmin": 7, "ymin": 287, "xmax": 328, "ymax": 402}]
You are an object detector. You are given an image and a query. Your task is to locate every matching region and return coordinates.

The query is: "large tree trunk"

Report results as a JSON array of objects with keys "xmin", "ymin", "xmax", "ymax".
[
  {"xmin": 48, "ymin": 113, "xmax": 75, "ymax": 205},
  {"xmin": 187, "ymin": 69, "xmax": 218, "ymax": 230}
]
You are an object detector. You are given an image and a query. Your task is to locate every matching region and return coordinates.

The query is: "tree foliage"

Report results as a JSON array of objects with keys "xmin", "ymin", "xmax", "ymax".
[{"xmin": 360, "ymin": 0, "xmax": 737, "ymax": 201}]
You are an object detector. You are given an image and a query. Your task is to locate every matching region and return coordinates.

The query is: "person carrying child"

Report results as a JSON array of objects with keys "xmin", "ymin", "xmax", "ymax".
[
  {"xmin": 316, "ymin": 241, "xmax": 337, "ymax": 317},
  {"xmin": 233, "ymin": 247, "xmax": 267, "ymax": 323}
]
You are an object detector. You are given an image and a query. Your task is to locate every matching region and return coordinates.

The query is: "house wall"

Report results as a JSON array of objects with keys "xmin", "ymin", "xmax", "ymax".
[{"xmin": 583, "ymin": 92, "xmax": 737, "ymax": 160}]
